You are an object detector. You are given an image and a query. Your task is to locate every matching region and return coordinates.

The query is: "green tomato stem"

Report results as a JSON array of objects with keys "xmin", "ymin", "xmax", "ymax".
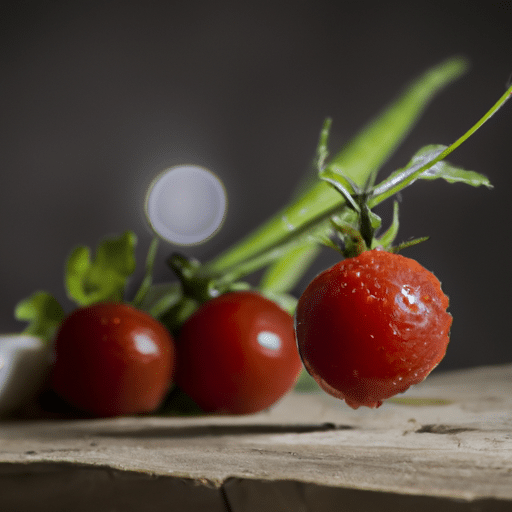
[
  {"xmin": 213, "ymin": 217, "xmax": 333, "ymax": 286},
  {"xmin": 132, "ymin": 237, "xmax": 159, "ymax": 308},
  {"xmin": 202, "ymin": 58, "xmax": 468, "ymax": 278}
]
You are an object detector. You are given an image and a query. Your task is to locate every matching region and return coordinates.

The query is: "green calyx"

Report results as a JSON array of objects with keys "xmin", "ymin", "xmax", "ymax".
[
  {"xmin": 318, "ymin": 124, "xmax": 495, "ymax": 258},
  {"xmin": 326, "ymin": 196, "xmax": 429, "ymax": 259},
  {"xmin": 319, "ymin": 170, "xmax": 433, "ymax": 258}
]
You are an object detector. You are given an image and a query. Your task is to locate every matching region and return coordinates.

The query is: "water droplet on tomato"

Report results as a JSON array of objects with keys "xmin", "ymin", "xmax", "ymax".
[
  {"xmin": 257, "ymin": 331, "xmax": 281, "ymax": 351},
  {"xmin": 395, "ymin": 285, "xmax": 428, "ymax": 315},
  {"xmin": 113, "ymin": 317, "xmax": 121, "ymax": 325},
  {"xmin": 134, "ymin": 334, "xmax": 159, "ymax": 355},
  {"xmin": 390, "ymin": 324, "xmax": 400, "ymax": 336},
  {"xmin": 145, "ymin": 165, "xmax": 227, "ymax": 245},
  {"xmin": 401, "ymin": 286, "xmax": 416, "ymax": 305}
]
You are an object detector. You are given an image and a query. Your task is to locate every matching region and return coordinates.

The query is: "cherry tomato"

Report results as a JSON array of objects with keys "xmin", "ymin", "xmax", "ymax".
[
  {"xmin": 51, "ymin": 302, "xmax": 175, "ymax": 417},
  {"xmin": 175, "ymin": 291, "xmax": 302, "ymax": 414},
  {"xmin": 295, "ymin": 249, "xmax": 452, "ymax": 409}
]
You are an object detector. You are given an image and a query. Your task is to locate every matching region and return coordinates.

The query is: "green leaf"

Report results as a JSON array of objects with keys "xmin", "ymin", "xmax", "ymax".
[
  {"xmin": 65, "ymin": 231, "xmax": 137, "ymax": 306},
  {"xmin": 330, "ymin": 217, "xmax": 367, "ymax": 257},
  {"xmin": 374, "ymin": 201, "xmax": 400, "ymax": 249},
  {"xmin": 374, "ymin": 145, "xmax": 447, "ymax": 196},
  {"xmin": 315, "ymin": 233, "xmax": 342, "ymax": 253},
  {"xmin": 14, "ymin": 291, "xmax": 65, "ymax": 343},
  {"xmin": 259, "ymin": 243, "xmax": 321, "ymax": 294},
  {"xmin": 392, "ymin": 236, "xmax": 430, "ymax": 253},
  {"xmin": 319, "ymin": 167, "xmax": 361, "ymax": 211},
  {"xmin": 414, "ymin": 146, "xmax": 493, "ymax": 187},
  {"xmin": 375, "ymin": 145, "xmax": 492, "ymax": 198}
]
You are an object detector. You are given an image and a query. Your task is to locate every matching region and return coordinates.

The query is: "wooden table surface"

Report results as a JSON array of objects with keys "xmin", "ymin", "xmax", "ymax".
[{"xmin": 1, "ymin": 364, "xmax": 512, "ymax": 511}]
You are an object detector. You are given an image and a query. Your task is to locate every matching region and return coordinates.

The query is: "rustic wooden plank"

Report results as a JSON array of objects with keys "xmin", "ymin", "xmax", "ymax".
[{"xmin": 1, "ymin": 364, "xmax": 511, "ymax": 510}]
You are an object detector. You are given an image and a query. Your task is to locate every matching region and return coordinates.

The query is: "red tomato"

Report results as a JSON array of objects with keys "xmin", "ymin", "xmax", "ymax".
[
  {"xmin": 51, "ymin": 302, "xmax": 175, "ymax": 417},
  {"xmin": 176, "ymin": 291, "xmax": 302, "ymax": 414},
  {"xmin": 295, "ymin": 249, "xmax": 452, "ymax": 409}
]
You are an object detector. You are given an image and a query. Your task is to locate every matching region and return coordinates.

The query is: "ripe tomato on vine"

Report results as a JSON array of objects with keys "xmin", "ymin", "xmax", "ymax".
[
  {"xmin": 51, "ymin": 302, "xmax": 175, "ymax": 417},
  {"xmin": 295, "ymin": 249, "xmax": 452, "ymax": 408},
  {"xmin": 175, "ymin": 291, "xmax": 302, "ymax": 414}
]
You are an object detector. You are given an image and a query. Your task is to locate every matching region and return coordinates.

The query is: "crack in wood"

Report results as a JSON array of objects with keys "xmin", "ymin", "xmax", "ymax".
[
  {"xmin": 415, "ymin": 424, "xmax": 477, "ymax": 435},
  {"xmin": 92, "ymin": 422, "xmax": 352, "ymax": 439}
]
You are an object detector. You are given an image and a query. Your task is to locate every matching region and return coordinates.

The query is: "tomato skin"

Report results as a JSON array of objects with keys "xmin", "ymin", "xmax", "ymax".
[
  {"xmin": 51, "ymin": 303, "xmax": 175, "ymax": 417},
  {"xmin": 175, "ymin": 291, "xmax": 302, "ymax": 414},
  {"xmin": 295, "ymin": 249, "xmax": 452, "ymax": 409}
]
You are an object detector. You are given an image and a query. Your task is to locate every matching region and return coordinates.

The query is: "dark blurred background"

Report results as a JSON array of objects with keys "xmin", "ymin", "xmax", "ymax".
[{"xmin": 1, "ymin": 1, "xmax": 511, "ymax": 371}]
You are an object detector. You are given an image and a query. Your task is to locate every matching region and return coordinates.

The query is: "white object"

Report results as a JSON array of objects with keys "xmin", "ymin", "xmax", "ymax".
[
  {"xmin": 257, "ymin": 331, "xmax": 282, "ymax": 351},
  {"xmin": 0, "ymin": 334, "xmax": 52, "ymax": 416},
  {"xmin": 145, "ymin": 165, "xmax": 227, "ymax": 245}
]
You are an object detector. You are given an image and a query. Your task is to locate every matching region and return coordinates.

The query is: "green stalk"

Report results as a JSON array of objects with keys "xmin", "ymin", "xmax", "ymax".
[
  {"xmin": 258, "ymin": 243, "xmax": 321, "ymax": 294},
  {"xmin": 132, "ymin": 237, "xmax": 159, "ymax": 307},
  {"xmin": 223, "ymin": 79, "xmax": 511, "ymax": 286},
  {"xmin": 203, "ymin": 57, "xmax": 468, "ymax": 277},
  {"xmin": 214, "ymin": 217, "xmax": 332, "ymax": 286}
]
